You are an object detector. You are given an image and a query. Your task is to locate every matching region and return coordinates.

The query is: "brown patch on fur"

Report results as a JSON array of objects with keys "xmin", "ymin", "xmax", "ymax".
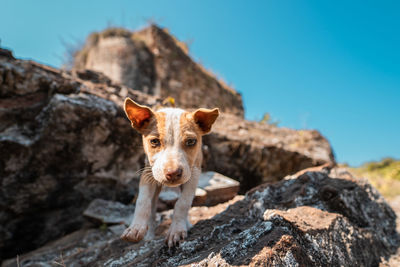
[
  {"xmin": 142, "ymin": 112, "xmax": 166, "ymax": 166},
  {"xmin": 192, "ymin": 108, "xmax": 219, "ymax": 134},
  {"xmin": 124, "ymin": 98, "xmax": 154, "ymax": 132},
  {"xmin": 180, "ymin": 112, "xmax": 203, "ymax": 168}
]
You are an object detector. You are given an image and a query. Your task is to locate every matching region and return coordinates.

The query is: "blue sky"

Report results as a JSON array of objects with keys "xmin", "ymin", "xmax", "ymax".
[{"xmin": 1, "ymin": 0, "xmax": 399, "ymax": 166}]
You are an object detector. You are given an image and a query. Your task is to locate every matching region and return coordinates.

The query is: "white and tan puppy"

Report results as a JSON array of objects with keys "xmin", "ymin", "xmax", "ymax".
[{"xmin": 121, "ymin": 98, "xmax": 219, "ymax": 247}]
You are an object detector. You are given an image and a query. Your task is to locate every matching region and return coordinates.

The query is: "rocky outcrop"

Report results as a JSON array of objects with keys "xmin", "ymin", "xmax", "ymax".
[
  {"xmin": 0, "ymin": 51, "xmax": 335, "ymax": 261},
  {"xmin": 73, "ymin": 25, "xmax": 245, "ymax": 117},
  {"xmin": 205, "ymin": 113, "xmax": 335, "ymax": 191},
  {"xmin": 0, "ymin": 54, "xmax": 158, "ymax": 260},
  {"xmin": 3, "ymin": 166, "xmax": 398, "ymax": 266},
  {"xmin": 74, "ymin": 28, "xmax": 156, "ymax": 96}
]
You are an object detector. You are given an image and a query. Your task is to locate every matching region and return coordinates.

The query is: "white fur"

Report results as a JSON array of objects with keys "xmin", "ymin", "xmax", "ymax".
[
  {"xmin": 151, "ymin": 108, "xmax": 191, "ymax": 186},
  {"xmin": 122, "ymin": 107, "xmax": 202, "ymax": 247}
]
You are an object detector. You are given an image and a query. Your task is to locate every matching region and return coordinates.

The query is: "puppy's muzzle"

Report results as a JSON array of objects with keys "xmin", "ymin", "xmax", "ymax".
[{"xmin": 165, "ymin": 167, "xmax": 183, "ymax": 182}]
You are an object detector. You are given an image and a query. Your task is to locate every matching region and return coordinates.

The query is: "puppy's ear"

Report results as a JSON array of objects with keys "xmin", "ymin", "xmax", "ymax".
[
  {"xmin": 124, "ymin": 98, "xmax": 154, "ymax": 132},
  {"xmin": 193, "ymin": 108, "xmax": 219, "ymax": 134}
]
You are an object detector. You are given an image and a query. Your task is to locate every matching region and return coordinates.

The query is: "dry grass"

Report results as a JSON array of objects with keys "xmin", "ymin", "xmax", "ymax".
[{"xmin": 348, "ymin": 158, "xmax": 400, "ymax": 199}]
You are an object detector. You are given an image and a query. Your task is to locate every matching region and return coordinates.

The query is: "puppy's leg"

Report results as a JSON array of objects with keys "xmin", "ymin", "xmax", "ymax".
[
  {"xmin": 166, "ymin": 167, "xmax": 200, "ymax": 247},
  {"xmin": 144, "ymin": 184, "xmax": 162, "ymax": 240},
  {"xmin": 121, "ymin": 177, "xmax": 160, "ymax": 243}
]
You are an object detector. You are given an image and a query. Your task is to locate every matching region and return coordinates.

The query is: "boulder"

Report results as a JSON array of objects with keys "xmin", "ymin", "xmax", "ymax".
[
  {"xmin": 204, "ymin": 113, "xmax": 335, "ymax": 191},
  {"xmin": 0, "ymin": 52, "xmax": 335, "ymax": 260},
  {"xmin": 3, "ymin": 166, "xmax": 398, "ymax": 266},
  {"xmin": 73, "ymin": 25, "xmax": 245, "ymax": 117},
  {"xmin": 0, "ymin": 53, "xmax": 159, "ymax": 260},
  {"xmin": 73, "ymin": 28, "xmax": 156, "ymax": 95}
]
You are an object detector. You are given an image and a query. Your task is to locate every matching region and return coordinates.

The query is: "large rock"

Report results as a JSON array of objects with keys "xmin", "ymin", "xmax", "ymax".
[
  {"xmin": 0, "ymin": 54, "xmax": 159, "ymax": 260},
  {"xmin": 204, "ymin": 113, "xmax": 335, "ymax": 191},
  {"xmin": 74, "ymin": 28, "xmax": 156, "ymax": 95},
  {"xmin": 0, "ymin": 51, "xmax": 335, "ymax": 261},
  {"xmin": 3, "ymin": 166, "xmax": 398, "ymax": 266},
  {"xmin": 73, "ymin": 25, "xmax": 245, "ymax": 117}
]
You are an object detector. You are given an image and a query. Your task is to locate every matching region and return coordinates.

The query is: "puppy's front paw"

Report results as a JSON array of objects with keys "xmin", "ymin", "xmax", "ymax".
[
  {"xmin": 121, "ymin": 224, "xmax": 148, "ymax": 243},
  {"xmin": 165, "ymin": 221, "xmax": 187, "ymax": 247}
]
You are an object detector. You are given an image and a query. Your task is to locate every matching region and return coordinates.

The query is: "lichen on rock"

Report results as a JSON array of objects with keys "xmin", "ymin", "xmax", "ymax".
[{"xmin": 3, "ymin": 166, "xmax": 398, "ymax": 266}]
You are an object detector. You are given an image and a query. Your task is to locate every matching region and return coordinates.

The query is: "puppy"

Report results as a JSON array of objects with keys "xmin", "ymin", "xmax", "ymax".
[{"xmin": 120, "ymin": 98, "xmax": 219, "ymax": 247}]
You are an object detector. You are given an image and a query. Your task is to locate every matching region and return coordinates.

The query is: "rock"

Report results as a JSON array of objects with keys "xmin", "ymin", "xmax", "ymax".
[
  {"xmin": 74, "ymin": 28, "xmax": 156, "ymax": 95},
  {"xmin": 158, "ymin": 186, "xmax": 207, "ymax": 208},
  {"xmin": 3, "ymin": 166, "xmax": 398, "ymax": 266},
  {"xmin": 0, "ymin": 48, "xmax": 14, "ymax": 60},
  {"xmin": 391, "ymin": 196, "xmax": 400, "ymax": 233},
  {"xmin": 0, "ymin": 89, "xmax": 140, "ymax": 260},
  {"xmin": 381, "ymin": 196, "xmax": 400, "ymax": 266},
  {"xmin": 204, "ymin": 113, "xmax": 335, "ymax": 191},
  {"xmin": 381, "ymin": 247, "xmax": 400, "ymax": 267},
  {"xmin": 73, "ymin": 25, "xmax": 245, "ymax": 117},
  {"xmin": 0, "ymin": 55, "xmax": 159, "ymax": 260},
  {"xmin": 1, "ymin": 197, "xmax": 243, "ymax": 267},
  {"xmin": 157, "ymin": 166, "xmax": 398, "ymax": 266},
  {"xmin": 192, "ymin": 188, "xmax": 208, "ymax": 206},
  {"xmin": 159, "ymin": 172, "xmax": 239, "ymax": 208},
  {"xmin": 83, "ymin": 199, "xmax": 134, "ymax": 226},
  {"xmin": 198, "ymin": 171, "xmax": 240, "ymax": 205},
  {"xmin": 1, "ymin": 226, "xmax": 127, "ymax": 267},
  {"xmin": 0, "ymin": 53, "xmax": 335, "ymax": 260}
]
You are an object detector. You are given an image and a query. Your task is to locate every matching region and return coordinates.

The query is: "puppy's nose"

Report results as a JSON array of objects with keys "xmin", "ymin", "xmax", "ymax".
[{"xmin": 165, "ymin": 168, "xmax": 183, "ymax": 181}]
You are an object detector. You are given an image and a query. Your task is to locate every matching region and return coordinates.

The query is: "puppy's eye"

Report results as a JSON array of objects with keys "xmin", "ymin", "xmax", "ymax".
[
  {"xmin": 185, "ymin": 138, "xmax": 197, "ymax": 147},
  {"xmin": 149, "ymin": 138, "xmax": 161, "ymax": 147}
]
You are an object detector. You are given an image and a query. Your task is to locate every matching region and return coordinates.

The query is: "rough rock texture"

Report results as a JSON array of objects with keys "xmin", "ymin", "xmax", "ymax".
[
  {"xmin": 3, "ymin": 166, "xmax": 398, "ymax": 266},
  {"xmin": 1, "ymin": 197, "xmax": 243, "ymax": 267},
  {"xmin": 74, "ymin": 29, "xmax": 156, "ymax": 95},
  {"xmin": 0, "ymin": 54, "xmax": 159, "ymax": 260},
  {"xmin": 73, "ymin": 25, "xmax": 245, "ymax": 117},
  {"xmin": 205, "ymin": 113, "xmax": 335, "ymax": 191},
  {"xmin": 0, "ymin": 50, "xmax": 335, "ymax": 261}
]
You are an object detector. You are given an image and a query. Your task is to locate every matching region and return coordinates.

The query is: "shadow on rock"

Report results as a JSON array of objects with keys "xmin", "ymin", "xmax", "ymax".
[
  {"xmin": 150, "ymin": 166, "xmax": 399, "ymax": 266},
  {"xmin": 4, "ymin": 166, "xmax": 398, "ymax": 266}
]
